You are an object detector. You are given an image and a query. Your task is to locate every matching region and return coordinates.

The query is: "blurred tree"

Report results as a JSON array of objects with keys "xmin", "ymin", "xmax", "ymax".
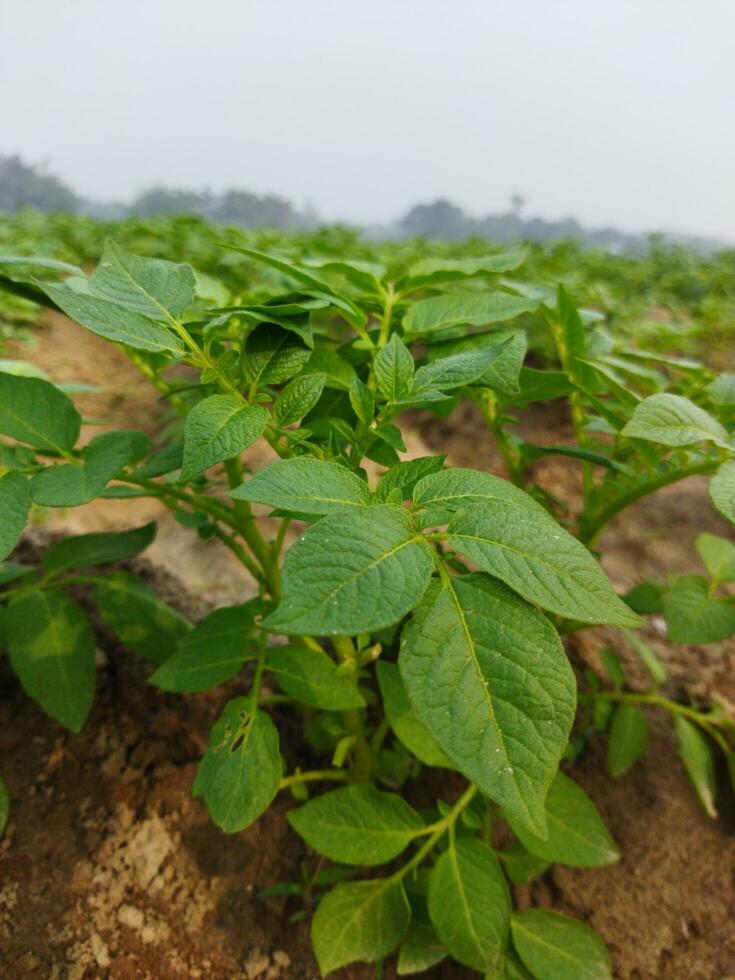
[
  {"xmin": 130, "ymin": 187, "xmax": 214, "ymax": 218},
  {"xmin": 0, "ymin": 155, "xmax": 79, "ymax": 213}
]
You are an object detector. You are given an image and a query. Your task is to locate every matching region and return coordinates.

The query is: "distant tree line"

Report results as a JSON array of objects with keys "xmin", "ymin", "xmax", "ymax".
[{"xmin": 0, "ymin": 153, "xmax": 724, "ymax": 253}]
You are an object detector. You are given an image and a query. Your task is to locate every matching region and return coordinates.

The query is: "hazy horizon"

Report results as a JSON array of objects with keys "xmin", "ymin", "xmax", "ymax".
[{"xmin": 2, "ymin": 0, "xmax": 734, "ymax": 241}]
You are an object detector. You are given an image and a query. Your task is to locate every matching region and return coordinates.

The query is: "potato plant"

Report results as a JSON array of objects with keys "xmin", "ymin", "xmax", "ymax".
[{"xmin": 0, "ymin": 242, "xmax": 733, "ymax": 977}]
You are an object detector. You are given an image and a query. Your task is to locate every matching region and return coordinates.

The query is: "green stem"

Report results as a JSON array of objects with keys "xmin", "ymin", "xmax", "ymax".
[
  {"xmin": 581, "ymin": 690, "xmax": 730, "ymax": 753},
  {"xmin": 579, "ymin": 458, "xmax": 721, "ymax": 546},
  {"xmin": 279, "ymin": 769, "xmax": 350, "ymax": 791},
  {"xmin": 393, "ymin": 784, "xmax": 478, "ymax": 880}
]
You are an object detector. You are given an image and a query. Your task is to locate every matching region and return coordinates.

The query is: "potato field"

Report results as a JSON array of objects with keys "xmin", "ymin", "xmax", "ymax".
[{"xmin": 0, "ymin": 212, "xmax": 734, "ymax": 979}]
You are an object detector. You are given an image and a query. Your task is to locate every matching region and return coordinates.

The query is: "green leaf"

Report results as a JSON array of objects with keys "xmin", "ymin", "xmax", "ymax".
[
  {"xmin": 664, "ymin": 575, "xmax": 735, "ymax": 643},
  {"xmin": 91, "ymin": 240, "xmax": 196, "ymax": 318},
  {"xmin": 304, "ymin": 347, "xmax": 357, "ymax": 390},
  {"xmin": 180, "ymin": 395, "xmax": 268, "ymax": 480},
  {"xmin": 501, "ymin": 771, "xmax": 619, "ymax": 867},
  {"xmin": 150, "ymin": 603, "xmax": 258, "ymax": 692},
  {"xmin": 515, "ymin": 367, "xmax": 575, "ymax": 405},
  {"xmin": 268, "ymin": 645, "xmax": 365, "ymax": 709},
  {"xmin": 400, "ymin": 573, "xmax": 575, "ymax": 836},
  {"xmin": 264, "ymin": 505, "xmax": 434, "ymax": 636},
  {"xmin": 428, "ymin": 329, "xmax": 527, "ymax": 395},
  {"xmin": 511, "ymin": 909, "xmax": 612, "ymax": 980},
  {"xmin": 375, "ymin": 456, "xmax": 446, "ymax": 503},
  {"xmin": 499, "ymin": 841, "xmax": 550, "ymax": 885},
  {"xmin": 230, "ymin": 457, "xmax": 371, "ymax": 516},
  {"xmin": 399, "ymin": 248, "xmax": 528, "ymax": 291},
  {"xmin": 0, "ymin": 372, "xmax": 80, "ymax": 452},
  {"xmin": 6, "ymin": 591, "xmax": 95, "ymax": 732},
  {"xmin": 193, "ymin": 699, "xmax": 282, "ymax": 833},
  {"xmin": 31, "ymin": 430, "xmax": 149, "ymax": 506},
  {"xmin": 695, "ymin": 532, "xmax": 735, "ymax": 583},
  {"xmin": 707, "ymin": 372, "xmax": 735, "ymax": 406},
  {"xmin": 41, "ymin": 283, "xmax": 186, "ymax": 354},
  {"xmin": 607, "ymin": 703, "xmax": 648, "ymax": 777},
  {"xmin": 710, "ymin": 461, "xmax": 735, "ymax": 526},
  {"xmin": 288, "ymin": 785, "xmax": 423, "ymax": 865},
  {"xmin": 42, "ymin": 522, "xmax": 156, "ymax": 572},
  {"xmin": 133, "ymin": 441, "xmax": 184, "ymax": 478},
  {"xmin": 0, "ymin": 471, "xmax": 30, "ymax": 561},
  {"xmin": 375, "ymin": 661, "xmax": 453, "ymax": 767},
  {"xmin": 0, "ymin": 561, "xmax": 33, "ymax": 586},
  {"xmin": 0, "ymin": 776, "xmax": 8, "ymax": 836},
  {"xmin": 349, "ymin": 376, "xmax": 375, "ymax": 426},
  {"xmin": 674, "ymin": 716, "xmax": 717, "ymax": 818},
  {"xmin": 397, "ymin": 913, "xmax": 446, "ymax": 975},
  {"xmin": 375, "ymin": 334, "xmax": 414, "ymax": 402},
  {"xmin": 403, "ymin": 291, "xmax": 538, "ymax": 337},
  {"xmin": 241, "ymin": 323, "xmax": 313, "ymax": 387},
  {"xmin": 93, "ymin": 571, "xmax": 190, "ymax": 664},
  {"xmin": 428, "ymin": 836, "xmax": 510, "ymax": 973},
  {"xmin": 410, "ymin": 342, "xmax": 510, "ymax": 396},
  {"xmin": 311, "ymin": 877, "xmax": 410, "ymax": 976},
  {"xmin": 223, "ymin": 244, "xmax": 367, "ymax": 329},
  {"xmin": 413, "ymin": 466, "xmax": 548, "ymax": 516},
  {"xmin": 448, "ymin": 502, "xmax": 640, "ymax": 626},
  {"xmin": 622, "ymin": 393, "xmax": 730, "ymax": 449},
  {"xmin": 554, "ymin": 286, "xmax": 597, "ymax": 390},
  {"xmin": 274, "ymin": 373, "xmax": 326, "ymax": 426}
]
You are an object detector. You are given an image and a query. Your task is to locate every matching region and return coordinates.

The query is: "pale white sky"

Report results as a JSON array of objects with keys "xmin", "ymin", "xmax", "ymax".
[{"xmin": 1, "ymin": 0, "xmax": 734, "ymax": 239}]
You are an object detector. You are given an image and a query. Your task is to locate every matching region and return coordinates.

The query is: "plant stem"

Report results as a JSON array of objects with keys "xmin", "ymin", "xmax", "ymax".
[
  {"xmin": 278, "ymin": 769, "xmax": 350, "ymax": 791},
  {"xmin": 579, "ymin": 458, "xmax": 720, "ymax": 546},
  {"xmin": 394, "ymin": 784, "xmax": 478, "ymax": 880}
]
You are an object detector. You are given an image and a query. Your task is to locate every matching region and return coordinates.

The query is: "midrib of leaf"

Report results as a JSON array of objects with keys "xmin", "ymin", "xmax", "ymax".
[
  {"xmin": 449, "ymin": 525, "xmax": 612, "ymax": 613},
  {"xmin": 333, "ymin": 885, "xmax": 386, "ymax": 952},
  {"xmin": 437, "ymin": 567, "xmax": 512, "ymax": 786},
  {"xmin": 310, "ymin": 535, "xmax": 422, "ymax": 610},
  {"xmin": 40, "ymin": 593, "xmax": 75, "ymax": 717},
  {"xmin": 544, "ymin": 810, "xmax": 616, "ymax": 862},
  {"xmin": 447, "ymin": 839, "xmax": 485, "ymax": 964},
  {"xmin": 221, "ymin": 713, "xmax": 255, "ymax": 828}
]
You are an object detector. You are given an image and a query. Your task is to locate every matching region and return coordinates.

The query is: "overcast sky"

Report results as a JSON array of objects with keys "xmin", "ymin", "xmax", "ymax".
[{"xmin": 2, "ymin": 0, "xmax": 734, "ymax": 239}]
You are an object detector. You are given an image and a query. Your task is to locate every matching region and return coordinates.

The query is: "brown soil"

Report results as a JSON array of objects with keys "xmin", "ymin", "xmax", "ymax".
[{"xmin": 2, "ymin": 314, "xmax": 735, "ymax": 978}]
